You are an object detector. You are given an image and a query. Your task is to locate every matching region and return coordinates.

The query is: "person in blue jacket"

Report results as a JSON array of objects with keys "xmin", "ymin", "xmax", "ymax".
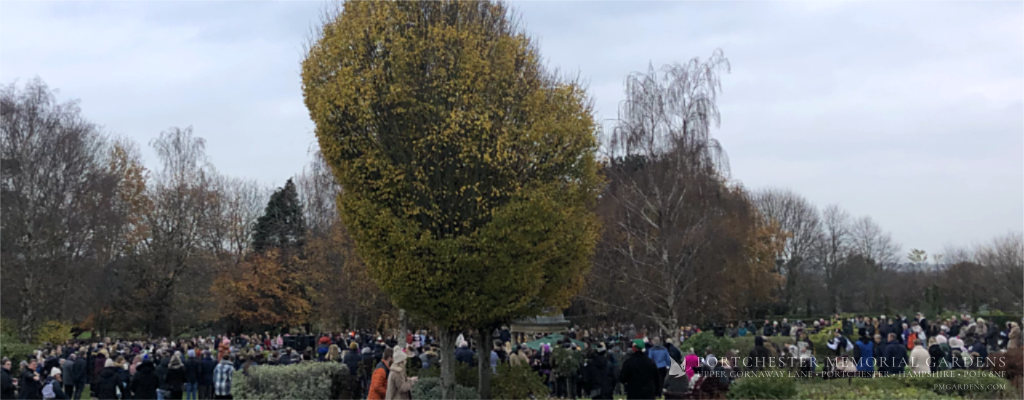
[
  {"xmin": 646, "ymin": 337, "xmax": 671, "ymax": 395},
  {"xmin": 854, "ymin": 332, "xmax": 874, "ymax": 375}
]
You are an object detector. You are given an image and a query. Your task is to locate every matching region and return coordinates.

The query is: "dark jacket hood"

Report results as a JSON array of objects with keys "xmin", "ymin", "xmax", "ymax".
[
  {"xmin": 100, "ymin": 366, "xmax": 119, "ymax": 378},
  {"xmin": 137, "ymin": 361, "xmax": 155, "ymax": 374}
]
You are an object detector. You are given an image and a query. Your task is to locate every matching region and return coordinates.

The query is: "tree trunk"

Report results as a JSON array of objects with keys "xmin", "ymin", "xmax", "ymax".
[
  {"xmin": 439, "ymin": 329, "xmax": 456, "ymax": 400},
  {"xmin": 398, "ymin": 309, "xmax": 407, "ymax": 348},
  {"xmin": 477, "ymin": 327, "xmax": 494, "ymax": 399}
]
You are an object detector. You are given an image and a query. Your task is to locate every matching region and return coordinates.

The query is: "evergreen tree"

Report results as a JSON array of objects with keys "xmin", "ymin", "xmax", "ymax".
[{"xmin": 252, "ymin": 178, "xmax": 306, "ymax": 254}]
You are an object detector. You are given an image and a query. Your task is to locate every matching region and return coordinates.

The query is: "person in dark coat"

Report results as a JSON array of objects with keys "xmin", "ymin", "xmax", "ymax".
[
  {"xmin": 71, "ymin": 352, "xmax": 88, "ymax": 400},
  {"xmin": 927, "ymin": 337, "xmax": 946, "ymax": 371},
  {"xmin": 342, "ymin": 343, "xmax": 361, "ymax": 376},
  {"xmin": 130, "ymin": 359, "xmax": 160, "ymax": 400},
  {"xmin": 618, "ymin": 342, "xmax": 659, "ymax": 400},
  {"xmin": 90, "ymin": 352, "xmax": 106, "ymax": 389},
  {"xmin": 164, "ymin": 353, "xmax": 186, "ymax": 400},
  {"xmin": 19, "ymin": 359, "xmax": 42, "ymax": 400},
  {"xmin": 184, "ymin": 351, "xmax": 200, "ymax": 400},
  {"xmin": 583, "ymin": 344, "xmax": 614, "ymax": 400},
  {"xmin": 454, "ymin": 344, "xmax": 474, "ymax": 366},
  {"xmin": 2, "ymin": 358, "xmax": 16, "ymax": 400},
  {"xmin": 746, "ymin": 336, "xmax": 773, "ymax": 372},
  {"xmin": 199, "ymin": 351, "xmax": 215, "ymax": 400},
  {"xmin": 664, "ymin": 340, "xmax": 683, "ymax": 364},
  {"xmin": 881, "ymin": 333, "xmax": 907, "ymax": 375},
  {"xmin": 92, "ymin": 360, "xmax": 121, "ymax": 400}
]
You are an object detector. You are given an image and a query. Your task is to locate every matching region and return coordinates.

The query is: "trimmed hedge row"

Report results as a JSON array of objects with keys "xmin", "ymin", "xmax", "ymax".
[
  {"xmin": 728, "ymin": 370, "xmax": 1016, "ymax": 399},
  {"xmin": 410, "ymin": 377, "xmax": 478, "ymax": 399},
  {"xmin": 234, "ymin": 362, "xmax": 350, "ymax": 400}
]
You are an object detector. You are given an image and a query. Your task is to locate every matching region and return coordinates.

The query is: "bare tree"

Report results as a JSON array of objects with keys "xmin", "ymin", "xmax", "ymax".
[
  {"xmin": 215, "ymin": 176, "xmax": 267, "ymax": 265},
  {"xmin": 0, "ymin": 79, "xmax": 119, "ymax": 339},
  {"xmin": 817, "ymin": 204, "xmax": 850, "ymax": 313},
  {"xmin": 974, "ymin": 232, "xmax": 1023, "ymax": 310},
  {"xmin": 752, "ymin": 188, "xmax": 822, "ymax": 313},
  {"xmin": 849, "ymin": 215, "xmax": 901, "ymax": 268},
  {"xmin": 295, "ymin": 150, "xmax": 340, "ymax": 237},
  {"xmin": 137, "ymin": 126, "xmax": 223, "ymax": 335},
  {"xmin": 591, "ymin": 50, "xmax": 736, "ymax": 333}
]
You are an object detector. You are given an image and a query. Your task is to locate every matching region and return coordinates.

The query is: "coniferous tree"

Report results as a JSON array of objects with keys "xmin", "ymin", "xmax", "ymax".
[{"xmin": 252, "ymin": 178, "xmax": 306, "ymax": 254}]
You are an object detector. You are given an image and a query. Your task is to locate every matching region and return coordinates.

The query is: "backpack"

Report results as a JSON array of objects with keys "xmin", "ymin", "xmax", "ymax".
[
  {"xmin": 906, "ymin": 333, "xmax": 917, "ymax": 350},
  {"xmin": 42, "ymin": 378, "xmax": 56, "ymax": 399}
]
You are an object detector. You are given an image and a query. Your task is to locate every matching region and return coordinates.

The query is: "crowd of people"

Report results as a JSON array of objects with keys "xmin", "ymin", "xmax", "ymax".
[{"xmin": 1, "ymin": 313, "xmax": 1020, "ymax": 400}]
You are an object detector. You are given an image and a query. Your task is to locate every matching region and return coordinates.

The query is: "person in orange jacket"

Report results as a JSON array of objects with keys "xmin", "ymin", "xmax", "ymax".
[{"xmin": 367, "ymin": 347, "xmax": 393, "ymax": 400}]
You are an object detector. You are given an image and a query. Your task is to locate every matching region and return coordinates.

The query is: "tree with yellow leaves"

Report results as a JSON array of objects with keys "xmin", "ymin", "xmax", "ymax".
[{"xmin": 302, "ymin": 1, "xmax": 601, "ymax": 397}]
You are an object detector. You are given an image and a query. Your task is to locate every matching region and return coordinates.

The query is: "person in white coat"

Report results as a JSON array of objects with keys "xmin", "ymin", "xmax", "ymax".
[{"xmin": 909, "ymin": 339, "xmax": 931, "ymax": 374}]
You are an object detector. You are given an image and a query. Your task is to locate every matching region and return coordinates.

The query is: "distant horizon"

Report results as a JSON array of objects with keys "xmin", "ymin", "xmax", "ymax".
[{"xmin": 1, "ymin": 0, "xmax": 1020, "ymax": 255}]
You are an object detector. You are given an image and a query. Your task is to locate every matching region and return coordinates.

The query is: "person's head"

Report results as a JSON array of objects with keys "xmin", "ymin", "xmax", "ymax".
[
  {"xmin": 887, "ymin": 333, "xmax": 897, "ymax": 342},
  {"xmin": 28, "ymin": 359, "xmax": 37, "ymax": 370},
  {"xmin": 2, "ymin": 358, "xmax": 9, "ymax": 370},
  {"xmin": 874, "ymin": 334, "xmax": 882, "ymax": 343},
  {"xmin": 914, "ymin": 339, "xmax": 923, "ymax": 347},
  {"xmin": 382, "ymin": 347, "xmax": 394, "ymax": 364},
  {"xmin": 705, "ymin": 346, "xmax": 713, "ymax": 356},
  {"xmin": 50, "ymin": 367, "xmax": 62, "ymax": 381},
  {"xmin": 392, "ymin": 346, "xmax": 407, "ymax": 367}
]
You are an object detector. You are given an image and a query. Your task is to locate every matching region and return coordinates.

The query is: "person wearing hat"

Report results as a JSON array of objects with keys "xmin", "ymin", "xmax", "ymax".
[
  {"xmin": 583, "ymin": 343, "xmax": 613, "ymax": 399},
  {"xmin": 618, "ymin": 340, "xmax": 658, "ymax": 399},
  {"xmin": 40, "ymin": 367, "xmax": 65, "ymax": 400},
  {"xmin": 130, "ymin": 355, "xmax": 159, "ymax": 400},
  {"xmin": 385, "ymin": 346, "xmax": 416, "ymax": 400}
]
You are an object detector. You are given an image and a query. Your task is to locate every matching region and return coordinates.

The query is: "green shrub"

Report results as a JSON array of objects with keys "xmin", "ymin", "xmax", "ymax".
[
  {"xmin": 889, "ymin": 370, "xmax": 1014, "ymax": 398},
  {"xmin": 34, "ymin": 320, "xmax": 73, "ymax": 346},
  {"xmin": 727, "ymin": 375, "xmax": 797, "ymax": 399},
  {"xmin": 234, "ymin": 362, "xmax": 348, "ymax": 400},
  {"xmin": 417, "ymin": 361, "xmax": 478, "ymax": 388},
  {"xmin": 491, "ymin": 363, "xmax": 549, "ymax": 399},
  {"xmin": 685, "ymin": 331, "xmax": 735, "ymax": 356},
  {"xmin": 0, "ymin": 333, "xmax": 36, "ymax": 366},
  {"xmin": 411, "ymin": 377, "xmax": 478, "ymax": 400},
  {"xmin": 808, "ymin": 321, "xmax": 842, "ymax": 357},
  {"xmin": 797, "ymin": 383, "xmax": 956, "ymax": 399}
]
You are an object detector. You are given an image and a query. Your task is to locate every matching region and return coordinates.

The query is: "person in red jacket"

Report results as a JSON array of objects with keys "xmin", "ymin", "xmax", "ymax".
[{"xmin": 366, "ymin": 348, "xmax": 393, "ymax": 400}]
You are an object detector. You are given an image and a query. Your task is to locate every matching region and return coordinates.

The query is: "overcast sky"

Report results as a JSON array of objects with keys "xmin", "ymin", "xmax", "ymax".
[{"xmin": 2, "ymin": 0, "xmax": 1021, "ymax": 257}]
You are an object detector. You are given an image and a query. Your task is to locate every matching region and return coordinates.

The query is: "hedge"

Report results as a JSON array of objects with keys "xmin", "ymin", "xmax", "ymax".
[
  {"xmin": 685, "ymin": 331, "xmax": 736, "ymax": 357},
  {"xmin": 792, "ymin": 370, "xmax": 1017, "ymax": 400},
  {"xmin": 491, "ymin": 363, "xmax": 549, "ymax": 399},
  {"xmin": 727, "ymin": 375, "xmax": 797, "ymax": 399},
  {"xmin": 411, "ymin": 377, "xmax": 478, "ymax": 399},
  {"xmin": 234, "ymin": 362, "xmax": 349, "ymax": 400}
]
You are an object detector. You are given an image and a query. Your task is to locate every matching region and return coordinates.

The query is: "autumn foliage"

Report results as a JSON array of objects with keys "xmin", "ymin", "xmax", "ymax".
[{"xmin": 214, "ymin": 250, "xmax": 315, "ymax": 331}]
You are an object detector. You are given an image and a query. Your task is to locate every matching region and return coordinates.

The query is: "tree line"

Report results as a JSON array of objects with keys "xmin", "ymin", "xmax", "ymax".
[
  {"xmin": 4, "ymin": 1, "xmax": 1021, "ymax": 352},
  {"xmin": 1, "ymin": 78, "xmax": 389, "ymax": 341}
]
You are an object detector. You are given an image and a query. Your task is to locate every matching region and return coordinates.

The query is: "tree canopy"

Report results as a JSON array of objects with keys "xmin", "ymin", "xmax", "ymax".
[{"xmin": 301, "ymin": 0, "xmax": 601, "ymax": 331}]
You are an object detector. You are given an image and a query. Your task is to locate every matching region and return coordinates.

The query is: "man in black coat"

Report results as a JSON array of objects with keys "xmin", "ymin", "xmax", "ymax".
[
  {"xmin": 2, "ymin": 358, "xmax": 16, "ymax": 400},
  {"xmin": 19, "ymin": 360, "xmax": 42, "ymax": 400},
  {"xmin": 618, "ymin": 343, "xmax": 659, "ymax": 400},
  {"xmin": 70, "ymin": 352, "xmax": 87, "ymax": 400},
  {"xmin": 583, "ymin": 344, "xmax": 614, "ymax": 400},
  {"xmin": 746, "ymin": 336, "xmax": 773, "ymax": 372},
  {"xmin": 199, "ymin": 351, "xmax": 215, "ymax": 400},
  {"xmin": 881, "ymin": 333, "xmax": 906, "ymax": 375},
  {"xmin": 92, "ymin": 361, "xmax": 121, "ymax": 400},
  {"xmin": 184, "ymin": 352, "xmax": 200, "ymax": 400},
  {"xmin": 130, "ymin": 360, "xmax": 159, "ymax": 400},
  {"xmin": 664, "ymin": 340, "xmax": 683, "ymax": 364}
]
